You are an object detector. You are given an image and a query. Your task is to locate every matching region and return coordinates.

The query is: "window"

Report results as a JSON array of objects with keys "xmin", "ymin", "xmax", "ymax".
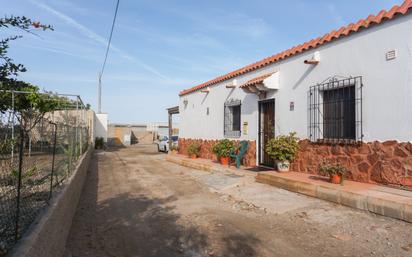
[
  {"xmin": 323, "ymin": 86, "xmax": 355, "ymax": 139},
  {"xmin": 224, "ymin": 99, "xmax": 241, "ymax": 138},
  {"xmin": 309, "ymin": 77, "xmax": 362, "ymax": 143}
]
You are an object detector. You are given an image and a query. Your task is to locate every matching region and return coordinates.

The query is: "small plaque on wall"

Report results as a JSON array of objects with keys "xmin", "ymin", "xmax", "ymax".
[
  {"xmin": 290, "ymin": 101, "xmax": 294, "ymax": 111},
  {"xmin": 243, "ymin": 122, "xmax": 248, "ymax": 135}
]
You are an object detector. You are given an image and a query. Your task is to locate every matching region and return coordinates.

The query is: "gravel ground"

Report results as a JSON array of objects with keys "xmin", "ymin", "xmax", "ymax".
[{"xmin": 65, "ymin": 144, "xmax": 412, "ymax": 257}]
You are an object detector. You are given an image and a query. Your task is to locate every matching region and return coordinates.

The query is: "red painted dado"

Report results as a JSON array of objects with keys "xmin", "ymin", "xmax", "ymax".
[
  {"xmin": 291, "ymin": 140, "xmax": 412, "ymax": 188},
  {"xmin": 179, "ymin": 138, "xmax": 412, "ymax": 188},
  {"xmin": 178, "ymin": 138, "xmax": 256, "ymax": 167}
]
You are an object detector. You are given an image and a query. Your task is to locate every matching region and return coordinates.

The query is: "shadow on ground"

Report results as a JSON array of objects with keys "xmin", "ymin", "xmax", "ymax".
[{"xmin": 66, "ymin": 150, "xmax": 262, "ymax": 257}]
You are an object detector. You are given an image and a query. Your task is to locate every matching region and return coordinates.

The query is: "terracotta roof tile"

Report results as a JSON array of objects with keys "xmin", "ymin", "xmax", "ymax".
[
  {"xmin": 179, "ymin": 0, "xmax": 412, "ymax": 96},
  {"xmin": 239, "ymin": 73, "xmax": 274, "ymax": 88}
]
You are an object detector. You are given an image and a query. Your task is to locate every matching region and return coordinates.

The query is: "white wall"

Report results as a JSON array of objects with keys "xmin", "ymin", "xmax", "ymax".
[
  {"xmin": 94, "ymin": 113, "xmax": 108, "ymax": 142},
  {"xmin": 179, "ymin": 15, "xmax": 412, "ymax": 142}
]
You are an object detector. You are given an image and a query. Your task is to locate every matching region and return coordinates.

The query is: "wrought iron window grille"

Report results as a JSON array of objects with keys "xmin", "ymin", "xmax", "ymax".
[
  {"xmin": 309, "ymin": 76, "xmax": 363, "ymax": 144},
  {"xmin": 224, "ymin": 99, "xmax": 241, "ymax": 138}
]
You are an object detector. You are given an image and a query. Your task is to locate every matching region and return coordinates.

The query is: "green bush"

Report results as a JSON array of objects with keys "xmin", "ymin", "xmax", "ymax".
[
  {"xmin": 170, "ymin": 145, "xmax": 179, "ymax": 151},
  {"xmin": 212, "ymin": 139, "xmax": 235, "ymax": 157},
  {"xmin": 319, "ymin": 162, "xmax": 347, "ymax": 176},
  {"xmin": 265, "ymin": 132, "xmax": 299, "ymax": 162},
  {"xmin": 0, "ymin": 138, "xmax": 15, "ymax": 155},
  {"xmin": 187, "ymin": 143, "xmax": 200, "ymax": 156},
  {"xmin": 95, "ymin": 137, "xmax": 104, "ymax": 149}
]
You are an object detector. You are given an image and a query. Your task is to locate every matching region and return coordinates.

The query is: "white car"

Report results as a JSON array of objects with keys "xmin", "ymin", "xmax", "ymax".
[{"xmin": 157, "ymin": 135, "xmax": 178, "ymax": 152}]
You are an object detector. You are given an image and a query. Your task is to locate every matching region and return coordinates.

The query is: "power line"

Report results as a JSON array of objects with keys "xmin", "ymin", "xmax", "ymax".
[
  {"xmin": 100, "ymin": 0, "xmax": 120, "ymax": 78},
  {"xmin": 98, "ymin": 0, "xmax": 120, "ymax": 113}
]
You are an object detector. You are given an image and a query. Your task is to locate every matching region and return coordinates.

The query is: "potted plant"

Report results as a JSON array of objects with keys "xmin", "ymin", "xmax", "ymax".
[
  {"xmin": 170, "ymin": 145, "xmax": 179, "ymax": 154},
  {"xmin": 187, "ymin": 143, "xmax": 200, "ymax": 159},
  {"xmin": 319, "ymin": 162, "xmax": 347, "ymax": 184},
  {"xmin": 95, "ymin": 137, "xmax": 105, "ymax": 150},
  {"xmin": 265, "ymin": 132, "xmax": 299, "ymax": 172},
  {"xmin": 212, "ymin": 139, "xmax": 235, "ymax": 165}
]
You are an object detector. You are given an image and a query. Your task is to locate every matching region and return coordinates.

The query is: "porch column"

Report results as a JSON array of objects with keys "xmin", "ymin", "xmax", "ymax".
[
  {"xmin": 166, "ymin": 106, "xmax": 179, "ymax": 151},
  {"xmin": 168, "ymin": 112, "xmax": 173, "ymax": 150}
]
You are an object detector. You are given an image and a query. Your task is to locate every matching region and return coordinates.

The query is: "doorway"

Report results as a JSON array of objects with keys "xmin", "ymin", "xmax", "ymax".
[{"xmin": 258, "ymin": 99, "xmax": 275, "ymax": 167}]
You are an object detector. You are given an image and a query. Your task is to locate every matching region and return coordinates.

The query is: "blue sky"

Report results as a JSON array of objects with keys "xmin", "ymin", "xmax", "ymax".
[{"xmin": 1, "ymin": 0, "xmax": 401, "ymax": 123}]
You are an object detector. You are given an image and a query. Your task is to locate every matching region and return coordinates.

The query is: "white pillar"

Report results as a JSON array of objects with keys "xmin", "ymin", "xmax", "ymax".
[{"xmin": 94, "ymin": 113, "xmax": 108, "ymax": 142}]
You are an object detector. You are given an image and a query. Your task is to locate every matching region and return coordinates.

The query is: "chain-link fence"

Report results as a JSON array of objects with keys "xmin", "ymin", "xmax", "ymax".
[{"xmin": 0, "ymin": 90, "xmax": 90, "ymax": 256}]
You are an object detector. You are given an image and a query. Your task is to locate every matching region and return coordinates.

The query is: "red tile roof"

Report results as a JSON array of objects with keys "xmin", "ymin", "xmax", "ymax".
[
  {"xmin": 179, "ymin": 0, "xmax": 412, "ymax": 96},
  {"xmin": 240, "ymin": 73, "xmax": 274, "ymax": 88}
]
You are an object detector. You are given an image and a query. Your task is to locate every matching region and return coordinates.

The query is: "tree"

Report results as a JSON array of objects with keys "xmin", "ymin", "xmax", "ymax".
[
  {"xmin": 0, "ymin": 16, "xmax": 52, "ymax": 81},
  {"xmin": 0, "ymin": 16, "xmax": 88, "ymax": 133},
  {"xmin": 0, "ymin": 16, "xmax": 54, "ymax": 132}
]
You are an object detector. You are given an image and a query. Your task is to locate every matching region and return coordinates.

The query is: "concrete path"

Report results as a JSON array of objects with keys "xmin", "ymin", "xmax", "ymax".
[
  {"xmin": 256, "ymin": 171, "xmax": 412, "ymax": 222},
  {"xmin": 65, "ymin": 144, "xmax": 412, "ymax": 257}
]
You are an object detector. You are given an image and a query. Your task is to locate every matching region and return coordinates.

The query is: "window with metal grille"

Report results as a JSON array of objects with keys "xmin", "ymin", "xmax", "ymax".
[
  {"xmin": 309, "ymin": 76, "xmax": 363, "ymax": 143},
  {"xmin": 224, "ymin": 99, "xmax": 241, "ymax": 138}
]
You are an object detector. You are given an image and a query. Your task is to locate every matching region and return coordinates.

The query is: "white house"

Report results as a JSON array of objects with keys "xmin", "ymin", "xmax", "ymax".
[{"xmin": 177, "ymin": 1, "xmax": 412, "ymax": 187}]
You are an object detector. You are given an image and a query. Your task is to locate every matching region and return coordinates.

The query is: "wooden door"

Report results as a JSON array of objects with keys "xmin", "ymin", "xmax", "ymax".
[{"xmin": 258, "ymin": 99, "xmax": 275, "ymax": 167}]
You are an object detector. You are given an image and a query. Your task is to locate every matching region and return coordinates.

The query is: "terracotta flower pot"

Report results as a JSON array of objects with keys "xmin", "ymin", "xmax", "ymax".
[
  {"xmin": 220, "ymin": 156, "xmax": 230, "ymax": 165},
  {"xmin": 190, "ymin": 154, "xmax": 197, "ymax": 159},
  {"xmin": 330, "ymin": 174, "xmax": 342, "ymax": 184}
]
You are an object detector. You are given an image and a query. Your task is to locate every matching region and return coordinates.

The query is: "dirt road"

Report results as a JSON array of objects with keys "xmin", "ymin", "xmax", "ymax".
[{"xmin": 65, "ymin": 144, "xmax": 412, "ymax": 257}]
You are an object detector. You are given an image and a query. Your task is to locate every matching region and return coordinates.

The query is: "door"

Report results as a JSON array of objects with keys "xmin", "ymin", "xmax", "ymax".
[{"xmin": 258, "ymin": 99, "xmax": 275, "ymax": 167}]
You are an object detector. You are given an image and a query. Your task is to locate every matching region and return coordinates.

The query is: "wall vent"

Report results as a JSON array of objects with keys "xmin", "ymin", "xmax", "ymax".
[{"xmin": 386, "ymin": 50, "xmax": 397, "ymax": 61}]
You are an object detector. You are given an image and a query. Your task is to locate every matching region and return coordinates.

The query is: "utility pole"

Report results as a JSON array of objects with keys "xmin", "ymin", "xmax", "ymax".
[
  {"xmin": 98, "ymin": 72, "xmax": 102, "ymax": 114},
  {"xmin": 97, "ymin": 0, "xmax": 120, "ymax": 115}
]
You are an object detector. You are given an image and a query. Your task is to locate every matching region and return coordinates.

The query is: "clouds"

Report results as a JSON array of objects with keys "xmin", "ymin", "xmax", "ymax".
[
  {"xmin": 118, "ymin": 23, "xmax": 224, "ymax": 52},
  {"xmin": 326, "ymin": 3, "xmax": 346, "ymax": 27},
  {"xmin": 28, "ymin": 0, "xmax": 169, "ymax": 80},
  {"xmin": 156, "ymin": 4, "xmax": 272, "ymax": 41},
  {"xmin": 194, "ymin": 12, "xmax": 271, "ymax": 40},
  {"xmin": 5, "ymin": 0, "xmax": 396, "ymax": 123},
  {"xmin": 29, "ymin": 0, "xmax": 110, "ymax": 48}
]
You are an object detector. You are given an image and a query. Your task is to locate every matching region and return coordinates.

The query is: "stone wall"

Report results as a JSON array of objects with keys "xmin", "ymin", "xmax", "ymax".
[
  {"xmin": 179, "ymin": 138, "xmax": 412, "ymax": 188},
  {"xmin": 178, "ymin": 138, "xmax": 256, "ymax": 167},
  {"xmin": 291, "ymin": 140, "xmax": 412, "ymax": 188}
]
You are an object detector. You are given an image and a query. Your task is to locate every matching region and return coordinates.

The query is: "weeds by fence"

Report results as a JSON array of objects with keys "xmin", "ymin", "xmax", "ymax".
[{"xmin": 0, "ymin": 90, "xmax": 90, "ymax": 256}]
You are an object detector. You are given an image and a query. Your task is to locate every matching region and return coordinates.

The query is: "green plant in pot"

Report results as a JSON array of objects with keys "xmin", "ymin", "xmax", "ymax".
[
  {"xmin": 95, "ymin": 137, "xmax": 105, "ymax": 150},
  {"xmin": 170, "ymin": 145, "xmax": 179, "ymax": 154},
  {"xmin": 319, "ymin": 162, "xmax": 347, "ymax": 184},
  {"xmin": 187, "ymin": 143, "xmax": 200, "ymax": 159},
  {"xmin": 212, "ymin": 139, "xmax": 235, "ymax": 165},
  {"xmin": 265, "ymin": 132, "xmax": 299, "ymax": 172}
]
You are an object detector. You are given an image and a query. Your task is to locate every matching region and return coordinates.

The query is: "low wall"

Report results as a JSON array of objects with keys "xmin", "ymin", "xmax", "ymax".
[
  {"xmin": 178, "ymin": 138, "xmax": 256, "ymax": 167},
  {"xmin": 179, "ymin": 138, "xmax": 412, "ymax": 188},
  {"xmin": 291, "ymin": 140, "xmax": 412, "ymax": 188},
  {"xmin": 8, "ymin": 147, "xmax": 94, "ymax": 257}
]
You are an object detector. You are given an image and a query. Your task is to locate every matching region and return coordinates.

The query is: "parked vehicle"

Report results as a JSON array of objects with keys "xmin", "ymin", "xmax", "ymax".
[{"xmin": 157, "ymin": 135, "xmax": 178, "ymax": 152}]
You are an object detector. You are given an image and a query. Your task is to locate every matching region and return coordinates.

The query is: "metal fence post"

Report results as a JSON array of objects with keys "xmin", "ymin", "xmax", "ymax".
[
  {"xmin": 11, "ymin": 91, "xmax": 15, "ymax": 160},
  {"xmin": 49, "ymin": 123, "xmax": 58, "ymax": 200},
  {"xmin": 76, "ymin": 99, "xmax": 79, "ymax": 157},
  {"xmin": 14, "ymin": 128, "xmax": 24, "ymax": 242}
]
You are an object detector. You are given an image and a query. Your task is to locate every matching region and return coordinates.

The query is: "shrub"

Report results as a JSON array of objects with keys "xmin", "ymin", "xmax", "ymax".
[
  {"xmin": 0, "ymin": 138, "xmax": 15, "ymax": 155},
  {"xmin": 265, "ymin": 132, "xmax": 299, "ymax": 162},
  {"xmin": 319, "ymin": 162, "xmax": 347, "ymax": 176},
  {"xmin": 212, "ymin": 139, "xmax": 235, "ymax": 157},
  {"xmin": 95, "ymin": 137, "xmax": 104, "ymax": 149},
  {"xmin": 187, "ymin": 143, "xmax": 200, "ymax": 156}
]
